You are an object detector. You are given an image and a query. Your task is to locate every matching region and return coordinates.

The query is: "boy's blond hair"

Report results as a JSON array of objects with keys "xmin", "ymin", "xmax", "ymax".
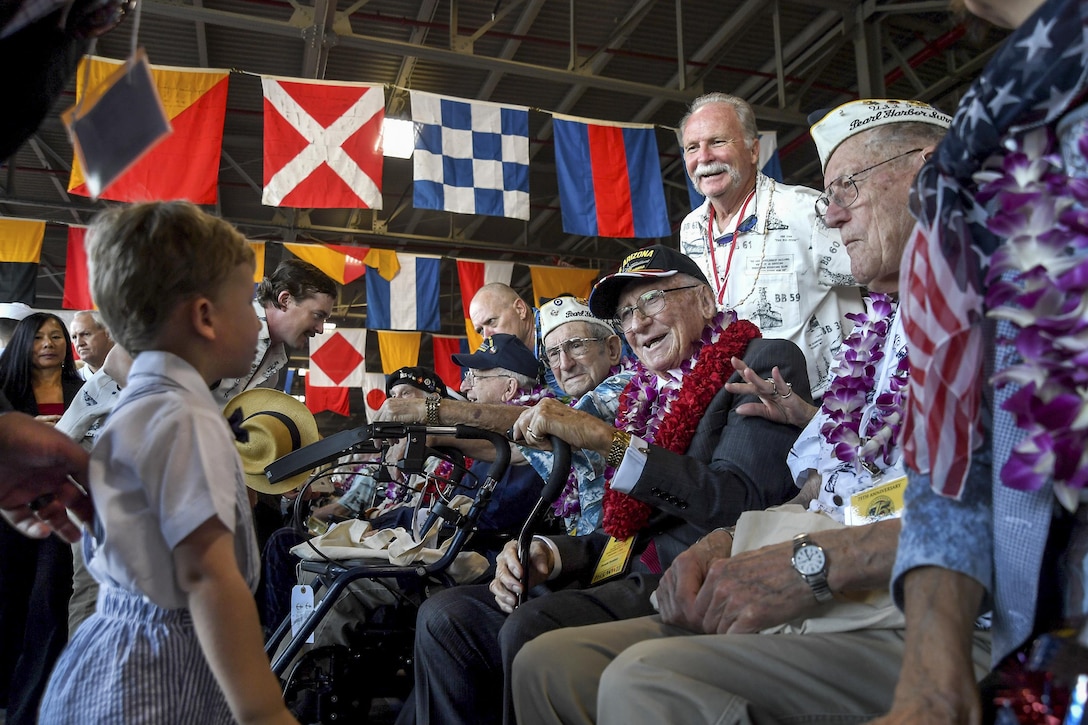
[{"xmin": 86, "ymin": 201, "xmax": 255, "ymax": 354}]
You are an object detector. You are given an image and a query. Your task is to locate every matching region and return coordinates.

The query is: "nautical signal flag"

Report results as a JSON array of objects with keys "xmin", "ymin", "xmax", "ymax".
[
  {"xmin": 365, "ymin": 253, "xmax": 441, "ymax": 331},
  {"xmin": 304, "ymin": 373, "xmax": 351, "ymax": 416},
  {"xmin": 529, "ymin": 265, "xmax": 598, "ymax": 308},
  {"xmin": 433, "ymin": 335, "xmax": 470, "ymax": 392},
  {"xmin": 455, "ymin": 259, "xmax": 514, "ymax": 350},
  {"xmin": 362, "ymin": 371, "xmax": 388, "ymax": 421},
  {"xmin": 0, "ymin": 219, "xmax": 44, "ymax": 305},
  {"xmin": 411, "ymin": 90, "xmax": 530, "ymax": 220},
  {"xmin": 552, "ymin": 114, "xmax": 669, "ymax": 239},
  {"xmin": 284, "ymin": 242, "xmax": 369, "ymax": 285},
  {"xmin": 376, "ymin": 331, "xmax": 420, "ymax": 374},
  {"xmin": 67, "ymin": 57, "xmax": 229, "ymax": 204},
  {"xmin": 63, "ymin": 226, "xmax": 93, "ymax": 310},
  {"xmin": 309, "ymin": 328, "xmax": 367, "ymax": 388},
  {"xmin": 262, "ymin": 77, "xmax": 384, "ymax": 209},
  {"xmin": 249, "ymin": 242, "xmax": 266, "ymax": 284}
]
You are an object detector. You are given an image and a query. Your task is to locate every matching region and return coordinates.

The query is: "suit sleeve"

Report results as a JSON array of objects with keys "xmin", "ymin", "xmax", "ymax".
[{"xmin": 627, "ymin": 338, "xmax": 810, "ymax": 530}]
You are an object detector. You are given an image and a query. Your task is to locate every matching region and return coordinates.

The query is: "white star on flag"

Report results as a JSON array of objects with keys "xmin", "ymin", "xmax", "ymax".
[{"xmin": 262, "ymin": 77, "xmax": 385, "ymax": 209}]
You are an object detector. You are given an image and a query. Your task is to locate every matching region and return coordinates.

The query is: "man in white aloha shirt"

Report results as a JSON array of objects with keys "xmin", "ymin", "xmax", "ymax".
[{"xmin": 678, "ymin": 92, "xmax": 865, "ymax": 398}]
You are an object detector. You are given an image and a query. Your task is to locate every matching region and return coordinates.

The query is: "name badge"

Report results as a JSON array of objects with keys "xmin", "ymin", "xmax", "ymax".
[
  {"xmin": 591, "ymin": 536, "xmax": 635, "ymax": 585},
  {"xmin": 844, "ymin": 475, "xmax": 907, "ymax": 526}
]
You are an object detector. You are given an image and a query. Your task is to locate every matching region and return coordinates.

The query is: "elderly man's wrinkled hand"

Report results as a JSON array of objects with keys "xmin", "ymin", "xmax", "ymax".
[
  {"xmin": 510, "ymin": 398, "xmax": 612, "ymax": 453},
  {"xmin": 373, "ymin": 398, "xmax": 425, "ymax": 424},
  {"xmin": 657, "ymin": 529, "xmax": 733, "ymax": 631},
  {"xmin": 489, "ymin": 539, "xmax": 554, "ymax": 614},
  {"xmin": 686, "ymin": 540, "xmax": 821, "ymax": 635},
  {"xmin": 725, "ymin": 357, "xmax": 817, "ymax": 429}
]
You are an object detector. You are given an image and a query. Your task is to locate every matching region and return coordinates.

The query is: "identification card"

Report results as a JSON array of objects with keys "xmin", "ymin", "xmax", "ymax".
[
  {"xmin": 844, "ymin": 475, "xmax": 907, "ymax": 526},
  {"xmin": 290, "ymin": 585, "xmax": 316, "ymax": 643},
  {"xmin": 590, "ymin": 536, "xmax": 635, "ymax": 585}
]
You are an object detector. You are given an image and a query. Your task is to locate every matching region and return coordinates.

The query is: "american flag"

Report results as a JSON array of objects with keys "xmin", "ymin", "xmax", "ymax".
[{"xmin": 899, "ymin": 0, "xmax": 1088, "ymax": 499}]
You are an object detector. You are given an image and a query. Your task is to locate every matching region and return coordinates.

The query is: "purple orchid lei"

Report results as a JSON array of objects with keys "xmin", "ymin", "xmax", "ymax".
[
  {"xmin": 977, "ymin": 126, "xmax": 1088, "ymax": 498},
  {"xmin": 820, "ymin": 294, "xmax": 909, "ymax": 473},
  {"xmin": 550, "ymin": 363, "xmax": 628, "ymax": 526}
]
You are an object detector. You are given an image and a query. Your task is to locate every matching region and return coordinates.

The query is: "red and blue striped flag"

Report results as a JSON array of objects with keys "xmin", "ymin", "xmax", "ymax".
[{"xmin": 552, "ymin": 115, "xmax": 669, "ymax": 239}]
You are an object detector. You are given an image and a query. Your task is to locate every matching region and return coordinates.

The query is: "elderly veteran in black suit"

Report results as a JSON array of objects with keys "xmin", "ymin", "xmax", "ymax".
[{"xmin": 398, "ymin": 245, "xmax": 810, "ymax": 725}]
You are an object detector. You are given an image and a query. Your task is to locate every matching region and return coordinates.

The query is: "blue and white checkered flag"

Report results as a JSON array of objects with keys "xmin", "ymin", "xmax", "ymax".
[{"xmin": 411, "ymin": 91, "xmax": 530, "ymax": 221}]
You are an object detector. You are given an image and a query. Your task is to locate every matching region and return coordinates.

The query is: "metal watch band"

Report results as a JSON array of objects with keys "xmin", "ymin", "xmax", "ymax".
[
  {"xmin": 424, "ymin": 395, "xmax": 441, "ymax": 426},
  {"xmin": 606, "ymin": 429, "xmax": 632, "ymax": 469}
]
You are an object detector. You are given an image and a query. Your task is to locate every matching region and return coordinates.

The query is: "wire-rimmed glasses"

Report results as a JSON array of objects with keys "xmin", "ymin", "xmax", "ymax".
[
  {"xmin": 543, "ymin": 337, "xmax": 603, "ymax": 367},
  {"xmin": 613, "ymin": 285, "xmax": 701, "ymax": 332},
  {"xmin": 815, "ymin": 148, "xmax": 923, "ymax": 219}
]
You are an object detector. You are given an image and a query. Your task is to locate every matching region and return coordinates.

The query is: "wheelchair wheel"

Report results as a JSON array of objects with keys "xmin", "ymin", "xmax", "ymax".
[{"xmin": 283, "ymin": 645, "xmax": 371, "ymax": 723}]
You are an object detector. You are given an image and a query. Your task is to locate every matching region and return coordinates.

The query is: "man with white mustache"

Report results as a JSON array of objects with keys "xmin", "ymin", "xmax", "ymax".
[{"xmin": 678, "ymin": 93, "xmax": 864, "ymax": 399}]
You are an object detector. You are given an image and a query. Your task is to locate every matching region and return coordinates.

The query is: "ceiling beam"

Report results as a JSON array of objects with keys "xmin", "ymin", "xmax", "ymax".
[{"xmin": 140, "ymin": 0, "xmax": 805, "ymax": 126}]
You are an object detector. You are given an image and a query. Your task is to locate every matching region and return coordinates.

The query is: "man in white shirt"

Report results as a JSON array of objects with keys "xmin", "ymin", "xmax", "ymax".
[
  {"xmin": 678, "ymin": 92, "xmax": 865, "ymax": 398},
  {"xmin": 70, "ymin": 310, "xmax": 114, "ymax": 381},
  {"xmin": 211, "ymin": 259, "xmax": 337, "ymax": 408}
]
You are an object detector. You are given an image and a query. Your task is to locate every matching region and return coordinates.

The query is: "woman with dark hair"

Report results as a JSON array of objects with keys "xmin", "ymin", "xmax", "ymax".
[
  {"xmin": 0, "ymin": 312, "xmax": 84, "ymax": 420},
  {"xmin": 0, "ymin": 312, "xmax": 84, "ymax": 724}
]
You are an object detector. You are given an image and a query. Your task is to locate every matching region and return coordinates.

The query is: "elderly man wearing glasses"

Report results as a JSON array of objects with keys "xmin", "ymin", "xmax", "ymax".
[
  {"xmin": 678, "ymin": 92, "xmax": 865, "ymax": 400},
  {"xmin": 377, "ymin": 298, "xmax": 632, "ymax": 535},
  {"xmin": 394, "ymin": 245, "xmax": 809, "ymax": 725},
  {"xmin": 507, "ymin": 100, "xmax": 993, "ymax": 725}
]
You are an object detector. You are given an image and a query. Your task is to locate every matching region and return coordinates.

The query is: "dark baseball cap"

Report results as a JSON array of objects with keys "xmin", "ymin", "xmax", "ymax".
[
  {"xmin": 588, "ymin": 245, "xmax": 710, "ymax": 319},
  {"xmin": 386, "ymin": 366, "xmax": 448, "ymax": 397},
  {"xmin": 451, "ymin": 333, "xmax": 541, "ymax": 379}
]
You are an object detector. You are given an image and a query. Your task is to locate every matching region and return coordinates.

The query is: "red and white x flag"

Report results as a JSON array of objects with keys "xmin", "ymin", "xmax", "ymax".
[{"xmin": 262, "ymin": 77, "xmax": 385, "ymax": 209}]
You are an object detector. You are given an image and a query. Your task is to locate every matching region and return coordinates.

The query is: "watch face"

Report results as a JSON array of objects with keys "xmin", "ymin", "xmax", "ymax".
[{"xmin": 794, "ymin": 545, "xmax": 826, "ymax": 576}]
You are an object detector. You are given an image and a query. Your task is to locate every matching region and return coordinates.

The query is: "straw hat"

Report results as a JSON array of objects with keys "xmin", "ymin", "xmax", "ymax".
[{"xmin": 223, "ymin": 389, "xmax": 321, "ymax": 495}]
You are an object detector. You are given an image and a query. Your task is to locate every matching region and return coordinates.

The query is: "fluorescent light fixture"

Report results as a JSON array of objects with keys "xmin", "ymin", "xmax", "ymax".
[
  {"xmin": 323, "ymin": 321, "xmax": 337, "ymax": 331},
  {"xmin": 382, "ymin": 118, "xmax": 415, "ymax": 159}
]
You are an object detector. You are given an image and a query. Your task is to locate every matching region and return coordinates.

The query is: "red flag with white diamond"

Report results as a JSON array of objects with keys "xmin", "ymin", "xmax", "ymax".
[{"xmin": 308, "ymin": 329, "xmax": 367, "ymax": 387}]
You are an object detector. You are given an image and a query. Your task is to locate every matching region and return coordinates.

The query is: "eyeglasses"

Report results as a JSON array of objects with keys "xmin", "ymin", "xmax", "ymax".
[
  {"xmin": 814, "ymin": 148, "xmax": 923, "ymax": 219},
  {"xmin": 543, "ymin": 337, "xmax": 603, "ymax": 366},
  {"xmin": 462, "ymin": 370, "xmax": 511, "ymax": 386},
  {"xmin": 613, "ymin": 285, "xmax": 701, "ymax": 332}
]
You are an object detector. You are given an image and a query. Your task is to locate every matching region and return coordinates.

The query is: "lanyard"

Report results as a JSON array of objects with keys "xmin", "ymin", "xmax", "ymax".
[{"xmin": 706, "ymin": 188, "xmax": 756, "ymax": 306}]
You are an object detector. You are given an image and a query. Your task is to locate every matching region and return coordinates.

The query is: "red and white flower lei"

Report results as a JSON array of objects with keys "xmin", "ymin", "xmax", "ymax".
[{"xmin": 601, "ymin": 311, "xmax": 761, "ymax": 539}]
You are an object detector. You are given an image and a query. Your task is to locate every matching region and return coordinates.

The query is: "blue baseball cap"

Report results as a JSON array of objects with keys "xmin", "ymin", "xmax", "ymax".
[{"xmin": 451, "ymin": 333, "xmax": 541, "ymax": 379}]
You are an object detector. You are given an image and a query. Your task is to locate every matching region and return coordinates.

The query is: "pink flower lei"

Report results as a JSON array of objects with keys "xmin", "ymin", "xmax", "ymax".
[
  {"xmin": 820, "ymin": 294, "xmax": 909, "ymax": 473},
  {"xmin": 977, "ymin": 126, "xmax": 1088, "ymax": 497}
]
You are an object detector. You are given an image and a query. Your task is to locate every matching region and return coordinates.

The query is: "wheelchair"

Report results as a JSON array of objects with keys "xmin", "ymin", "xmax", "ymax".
[{"xmin": 262, "ymin": 422, "xmax": 570, "ymax": 724}]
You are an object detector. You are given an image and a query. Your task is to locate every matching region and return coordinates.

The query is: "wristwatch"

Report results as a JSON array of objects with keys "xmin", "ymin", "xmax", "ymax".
[
  {"xmin": 791, "ymin": 533, "xmax": 833, "ymax": 603},
  {"xmin": 424, "ymin": 395, "xmax": 441, "ymax": 426}
]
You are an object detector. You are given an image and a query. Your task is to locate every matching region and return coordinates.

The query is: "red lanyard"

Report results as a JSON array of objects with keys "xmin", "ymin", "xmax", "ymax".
[{"xmin": 706, "ymin": 189, "xmax": 756, "ymax": 306}]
